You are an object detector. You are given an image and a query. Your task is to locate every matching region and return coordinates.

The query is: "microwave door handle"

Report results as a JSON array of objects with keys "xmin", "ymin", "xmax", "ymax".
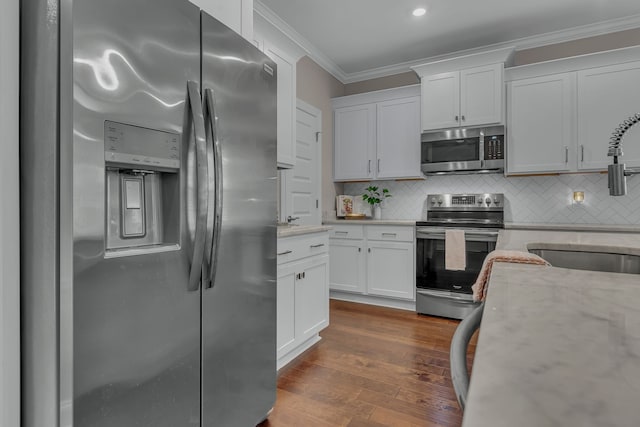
[
  {"xmin": 204, "ymin": 88, "xmax": 223, "ymax": 289},
  {"xmin": 185, "ymin": 81, "xmax": 209, "ymax": 292}
]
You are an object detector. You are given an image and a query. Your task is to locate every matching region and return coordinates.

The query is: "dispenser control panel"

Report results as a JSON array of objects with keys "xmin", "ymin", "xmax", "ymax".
[{"xmin": 104, "ymin": 121, "xmax": 180, "ymax": 171}]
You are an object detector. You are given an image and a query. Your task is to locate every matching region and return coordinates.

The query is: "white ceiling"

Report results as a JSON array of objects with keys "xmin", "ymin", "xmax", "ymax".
[{"xmin": 258, "ymin": 0, "xmax": 640, "ymax": 81}]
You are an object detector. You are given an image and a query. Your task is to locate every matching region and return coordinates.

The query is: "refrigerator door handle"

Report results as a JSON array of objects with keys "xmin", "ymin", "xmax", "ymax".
[
  {"xmin": 203, "ymin": 88, "xmax": 223, "ymax": 289},
  {"xmin": 185, "ymin": 80, "xmax": 208, "ymax": 292}
]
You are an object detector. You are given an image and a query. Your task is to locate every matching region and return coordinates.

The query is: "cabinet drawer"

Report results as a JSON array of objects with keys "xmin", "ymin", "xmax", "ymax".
[
  {"xmin": 366, "ymin": 226, "xmax": 414, "ymax": 242},
  {"xmin": 328, "ymin": 225, "xmax": 364, "ymax": 240},
  {"xmin": 277, "ymin": 232, "xmax": 329, "ymax": 264}
]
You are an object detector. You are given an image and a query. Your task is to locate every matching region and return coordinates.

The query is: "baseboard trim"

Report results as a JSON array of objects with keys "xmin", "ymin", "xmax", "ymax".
[
  {"xmin": 277, "ymin": 334, "xmax": 322, "ymax": 371},
  {"xmin": 330, "ymin": 291, "xmax": 416, "ymax": 312}
]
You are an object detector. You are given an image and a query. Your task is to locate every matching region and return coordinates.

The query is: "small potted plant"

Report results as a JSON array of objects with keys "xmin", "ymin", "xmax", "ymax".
[{"xmin": 362, "ymin": 186, "xmax": 391, "ymax": 220}]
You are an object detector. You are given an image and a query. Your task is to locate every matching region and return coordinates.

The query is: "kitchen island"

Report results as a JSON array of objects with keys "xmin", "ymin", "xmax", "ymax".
[{"xmin": 463, "ymin": 229, "xmax": 640, "ymax": 427}]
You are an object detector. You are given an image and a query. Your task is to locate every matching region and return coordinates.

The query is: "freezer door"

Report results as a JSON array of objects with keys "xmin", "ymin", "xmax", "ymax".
[
  {"xmin": 71, "ymin": 0, "xmax": 202, "ymax": 425},
  {"xmin": 201, "ymin": 12, "xmax": 278, "ymax": 426}
]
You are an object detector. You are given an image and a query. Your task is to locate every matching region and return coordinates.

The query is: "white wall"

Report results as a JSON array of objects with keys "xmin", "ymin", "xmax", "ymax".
[{"xmin": 0, "ymin": 0, "xmax": 21, "ymax": 425}]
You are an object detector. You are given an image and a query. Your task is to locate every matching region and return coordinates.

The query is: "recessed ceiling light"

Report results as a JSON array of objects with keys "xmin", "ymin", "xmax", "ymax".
[{"xmin": 413, "ymin": 7, "xmax": 427, "ymax": 17}]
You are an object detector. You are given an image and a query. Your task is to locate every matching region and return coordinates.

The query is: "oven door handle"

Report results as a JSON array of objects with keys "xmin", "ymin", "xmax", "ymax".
[{"xmin": 416, "ymin": 230, "xmax": 499, "ymax": 242}]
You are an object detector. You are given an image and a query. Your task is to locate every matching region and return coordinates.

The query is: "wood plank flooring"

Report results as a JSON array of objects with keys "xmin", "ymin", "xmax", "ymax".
[{"xmin": 260, "ymin": 300, "xmax": 477, "ymax": 427}]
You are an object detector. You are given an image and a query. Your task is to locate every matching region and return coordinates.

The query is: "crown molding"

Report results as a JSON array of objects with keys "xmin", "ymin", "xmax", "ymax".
[
  {"xmin": 253, "ymin": 2, "xmax": 640, "ymax": 85},
  {"xmin": 254, "ymin": 0, "xmax": 348, "ymax": 82}
]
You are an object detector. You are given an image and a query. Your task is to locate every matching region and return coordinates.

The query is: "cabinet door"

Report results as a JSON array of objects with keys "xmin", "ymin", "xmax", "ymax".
[
  {"xmin": 578, "ymin": 61, "xmax": 640, "ymax": 170},
  {"xmin": 367, "ymin": 241, "xmax": 415, "ymax": 300},
  {"xmin": 295, "ymin": 255, "xmax": 329, "ymax": 343},
  {"xmin": 507, "ymin": 73, "xmax": 576, "ymax": 174},
  {"xmin": 461, "ymin": 64, "xmax": 503, "ymax": 127},
  {"xmin": 264, "ymin": 41, "xmax": 296, "ymax": 169},
  {"xmin": 421, "ymin": 71, "xmax": 460, "ymax": 131},
  {"xmin": 276, "ymin": 263, "xmax": 297, "ymax": 358},
  {"xmin": 376, "ymin": 96, "xmax": 421, "ymax": 179},
  {"xmin": 334, "ymin": 104, "xmax": 376, "ymax": 180},
  {"xmin": 329, "ymin": 239, "xmax": 366, "ymax": 293}
]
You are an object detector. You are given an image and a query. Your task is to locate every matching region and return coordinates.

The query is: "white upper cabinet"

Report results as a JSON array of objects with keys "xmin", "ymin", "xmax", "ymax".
[
  {"xmin": 507, "ymin": 73, "xmax": 576, "ymax": 174},
  {"xmin": 376, "ymin": 96, "xmax": 421, "ymax": 179},
  {"xmin": 460, "ymin": 64, "xmax": 503, "ymax": 128},
  {"xmin": 191, "ymin": 0, "xmax": 253, "ymax": 40},
  {"xmin": 263, "ymin": 40, "xmax": 297, "ymax": 168},
  {"xmin": 253, "ymin": 13, "xmax": 305, "ymax": 169},
  {"xmin": 577, "ymin": 61, "xmax": 640, "ymax": 170},
  {"xmin": 505, "ymin": 47, "xmax": 640, "ymax": 175},
  {"xmin": 421, "ymin": 64, "xmax": 503, "ymax": 132},
  {"xmin": 412, "ymin": 48, "xmax": 515, "ymax": 133},
  {"xmin": 332, "ymin": 85, "xmax": 422, "ymax": 182},
  {"xmin": 421, "ymin": 72, "xmax": 460, "ymax": 130},
  {"xmin": 334, "ymin": 104, "xmax": 377, "ymax": 180}
]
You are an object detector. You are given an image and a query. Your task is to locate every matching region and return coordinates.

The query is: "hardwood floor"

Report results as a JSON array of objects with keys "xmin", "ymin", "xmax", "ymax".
[{"xmin": 260, "ymin": 300, "xmax": 477, "ymax": 427}]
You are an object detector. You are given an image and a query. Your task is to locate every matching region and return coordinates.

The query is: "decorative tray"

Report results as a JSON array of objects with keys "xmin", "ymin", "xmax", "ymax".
[{"xmin": 344, "ymin": 213, "xmax": 367, "ymax": 220}]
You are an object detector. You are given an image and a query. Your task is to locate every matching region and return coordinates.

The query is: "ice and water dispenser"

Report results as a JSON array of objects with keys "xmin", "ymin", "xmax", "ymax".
[{"xmin": 104, "ymin": 121, "xmax": 181, "ymax": 254}]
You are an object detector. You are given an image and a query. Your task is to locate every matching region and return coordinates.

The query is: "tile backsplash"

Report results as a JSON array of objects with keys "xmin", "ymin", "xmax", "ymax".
[{"xmin": 344, "ymin": 173, "xmax": 640, "ymax": 224}]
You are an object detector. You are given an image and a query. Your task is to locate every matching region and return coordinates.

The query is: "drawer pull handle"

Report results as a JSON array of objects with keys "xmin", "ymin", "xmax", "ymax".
[
  {"xmin": 382, "ymin": 233, "xmax": 397, "ymax": 236},
  {"xmin": 310, "ymin": 243, "xmax": 325, "ymax": 248},
  {"xmin": 335, "ymin": 231, "xmax": 348, "ymax": 234},
  {"xmin": 277, "ymin": 250, "xmax": 292, "ymax": 256}
]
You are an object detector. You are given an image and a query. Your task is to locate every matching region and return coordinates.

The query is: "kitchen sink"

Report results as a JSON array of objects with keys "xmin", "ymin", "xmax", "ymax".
[{"xmin": 528, "ymin": 247, "xmax": 640, "ymax": 274}]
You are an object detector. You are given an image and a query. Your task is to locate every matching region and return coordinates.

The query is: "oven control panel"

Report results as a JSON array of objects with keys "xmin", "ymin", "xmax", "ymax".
[{"xmin": 427, "ymin": 193, "xmax": 504, "ymax": 209}]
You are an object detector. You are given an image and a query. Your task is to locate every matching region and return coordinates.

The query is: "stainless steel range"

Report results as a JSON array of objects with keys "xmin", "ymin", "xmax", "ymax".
[{"xmin": 416, "ymin": 193, "xmax": 504, "ymax": 319}]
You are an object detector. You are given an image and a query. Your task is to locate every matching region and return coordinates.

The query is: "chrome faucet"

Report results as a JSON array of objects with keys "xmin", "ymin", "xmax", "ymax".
[{"xmin": 608, "ymin": 113, "xmax": 640, "ymax": 196}]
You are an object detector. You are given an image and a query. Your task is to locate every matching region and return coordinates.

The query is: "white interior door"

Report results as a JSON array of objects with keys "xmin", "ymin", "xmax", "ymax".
[{"xmin": 282, "ymin": 100, "xmax": 322, "ymax": 225}]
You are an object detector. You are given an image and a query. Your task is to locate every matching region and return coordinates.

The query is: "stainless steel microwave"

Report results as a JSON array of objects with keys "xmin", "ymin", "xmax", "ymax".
[{"xmin": 421, "ymin": 125, "xmax": 505, "ymax": 174}]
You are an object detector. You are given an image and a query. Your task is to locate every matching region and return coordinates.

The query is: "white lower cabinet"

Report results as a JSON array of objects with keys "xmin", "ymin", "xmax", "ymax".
[
  {"xmin": 328, "ymin": 239, "xmax": 366, "ymax": 293},
  {"xmin": 277, "ymin": 232, "xmax": 329, "ymax": 369},
  {"xmin": 329, "ymin": 224, "xmax": 415, "ymax": 304},
  {"xmin": 367, "ymin": 241, "xmax": 414, "ymax": 299}
]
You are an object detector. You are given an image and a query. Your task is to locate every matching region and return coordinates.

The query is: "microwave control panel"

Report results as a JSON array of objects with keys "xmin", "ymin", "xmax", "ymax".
[{"xmin": 483, "ymin": 135, "xmax": 504, "ymax": 160}]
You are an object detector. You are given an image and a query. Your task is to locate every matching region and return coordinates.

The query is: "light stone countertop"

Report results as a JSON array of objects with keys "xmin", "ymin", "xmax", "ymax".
[
  {"xmin": 322, "ymin": 219, "xmax": 416, "ymax": 226},
  {"xmin": 463, "ymin": 229, "xmax": 640, "ymax": 427},
  {"xmin": 277, "ymin": 224, "xmax": 332, "ymax": 238},
  {"xmin": 497, "ymin": 229, "xmax": 640, "ymax": 256},
  {"xmin": 505, "ymin": 222, "xmax": 640, "ymax": 233}
]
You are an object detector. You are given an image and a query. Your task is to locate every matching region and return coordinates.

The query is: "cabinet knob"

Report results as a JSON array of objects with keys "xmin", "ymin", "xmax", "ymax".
[
  {"xmin": 368, "ymin": 248, "xmax": 371, "ymax": 253},
  {"xmin": 461, "ymin": 115, "xmax": 466, "ymax": 121},
  {"xmin": 358, "ymin": 247, "xmax": 361, "ymax": 252},
  {"xmin": 455, "ymin": 115, "xmax": 459, "ymax": 122}
]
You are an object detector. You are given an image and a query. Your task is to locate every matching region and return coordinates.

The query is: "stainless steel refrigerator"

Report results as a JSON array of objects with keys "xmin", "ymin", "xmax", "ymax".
[{"xmin": 20, "ymin": 0, "xmax": 277, "ymax": 425}]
